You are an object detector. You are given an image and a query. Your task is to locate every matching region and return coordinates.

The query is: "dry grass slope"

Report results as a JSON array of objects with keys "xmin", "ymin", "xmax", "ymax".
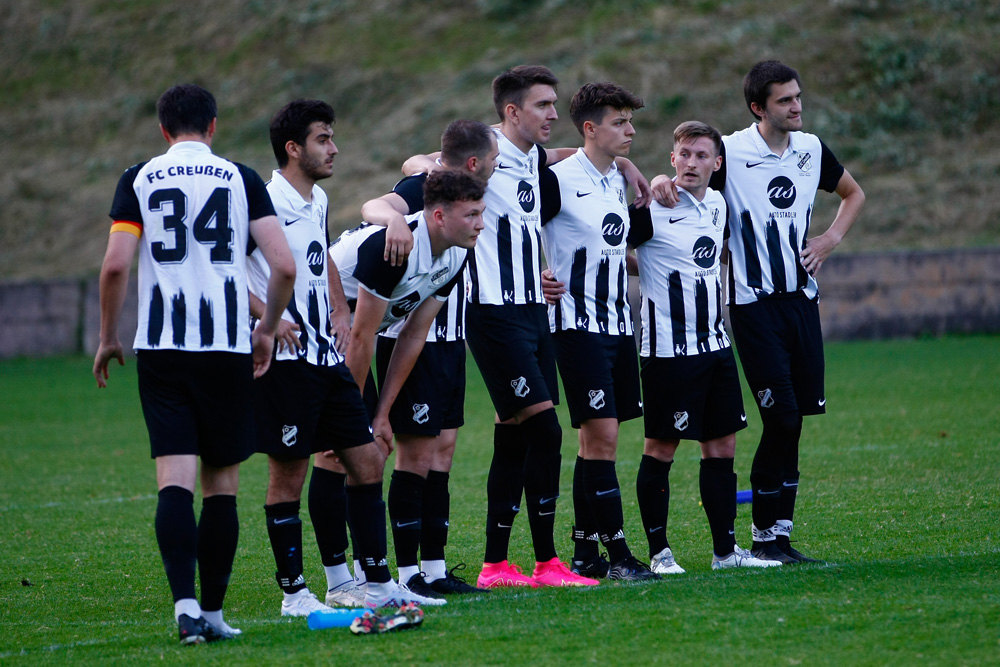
[{"xmin": 1, "ymin": 0, "xmax": 998, "ymax": 280}]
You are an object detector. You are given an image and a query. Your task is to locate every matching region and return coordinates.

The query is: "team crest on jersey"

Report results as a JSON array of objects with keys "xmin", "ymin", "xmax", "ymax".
[
  {"xmin": 588, "ymin": 390, "xmax": 606, "ymax": 410},
  {"xmin": 412, "ymin": 403, "xmax": 430, "ymax": 424},
  {"xmin": 711, "ymin": 208, "xmax": 722, "ymax": 230},
  {"xmin": 282, "ymin": 425, "xmax": 298, "ymax": 447},
  {"xmin": 796, "ymin": 152, "xmax": 812, "ymax": 172},
  {"xmin": 617, "ymin": 188, "xmax": 625, "ymax": 205},
  {"xmin": 757, "ymin": 388, "xmax": 775, "ymax": 408},
  {"xmin": 430, "ymin": 266, "xmax": 450, "ymax": 285},
  {"xmin": 511, "ymin": 376, "xmax": 530, "ymax": 398},
  {"xmin": 673, "ymin": 411, "xmax": 689, "ymax": 431},
  {"xmin": 307, "ymin": 240, "xmax": 325, "ymax": 276}
]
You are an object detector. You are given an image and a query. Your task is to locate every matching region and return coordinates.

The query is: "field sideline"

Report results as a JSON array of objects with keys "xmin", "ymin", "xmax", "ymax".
[{"xmin": 1, "ymin": 336, "xmax": 998, "ymax": 664}]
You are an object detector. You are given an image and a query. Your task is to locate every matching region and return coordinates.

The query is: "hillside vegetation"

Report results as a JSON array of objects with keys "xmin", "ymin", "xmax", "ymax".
[{"xmin": 1, "ymin": 0, "xmax": 997, "ymax": 280}]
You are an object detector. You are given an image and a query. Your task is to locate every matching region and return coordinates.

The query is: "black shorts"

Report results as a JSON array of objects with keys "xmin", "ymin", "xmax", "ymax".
[
  {"xmin": 253, "ymin": 359, "xmax": 374, "ymax": 459},
  {"xmin": 640, "ymin": 348, "xmax": 747, "ymax": 442},
  {"xmin": 465, "ymin": 302, "xmax": 559, "ymax": 422},
  {"xmin": 376, "ymin": 337, "xmax": 466, "ymax": 436},
  {"xmin": 729, "ymin": 292, "xmax": 826, "ymax": 417},
  {"xmin": 136, "ymin": 350, "xmax": 254, "ymax": 467},
  {"xmin": 553, "ymin": 330, "xmax": 642, "ymax": 429}
]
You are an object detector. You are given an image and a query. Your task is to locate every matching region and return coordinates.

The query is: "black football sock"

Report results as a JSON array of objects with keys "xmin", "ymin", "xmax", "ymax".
[
  {"xmin": 699, "ymin": 458, "xmax": 737, "ymax": 557},
  {"xmin": 584, "ymin": 459, "xmax": 632, "ymax": 563},
  {"xmin": 156, "ymin": 486, "xmax": 197, "ymax": 602},
  {"xmin": 752, "ymin": 412, "xmax": 800, "ymax": 540},
  {"xmin": 346, "ymin": 482, "xmax": 391, "ymax": 584},
  {"xmin": 636, "ymin": 455, "xmax": 672, "ymax": 558},
  {"xmin": 264, "ymin": 500, "xmax": 305, "ymax": 593},
  {"xmin": 421, "ymin": 470, "xmax": 450, "ymax": 562},
  {"xmin": 308, "ymin": 467, "xmax": 349, "ymax": 567},
  {"xmin": 388, "ymin": 470, "xmax": 425, "ymax": 569},
  {"xmin": 522, "ymin": 409, "xmax": 562, "ymax": 563},
  {"xmin": 484, "ymin": 423, "xmax": 527, "ymax": 564},
  {"xmin": 198, "ymin": 494, "xmax": 238, "ymax": 612},
  {"xmin": 572, "ymin": 456, "xmax": 599, "ymax": 562}
]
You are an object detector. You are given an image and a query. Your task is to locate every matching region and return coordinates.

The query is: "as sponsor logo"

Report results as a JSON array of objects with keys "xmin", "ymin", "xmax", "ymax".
[
  {"xmin": 692, "ymin": 236, "xmax": 718, "ymax": 269},
  {"xmin": 307, "ymin": 241, "xmax": 325, "ymax": 276},
  {"xmin": 517, "ymin": 180, "xmax": 535, "ymax": 213},
  {"xmin": 390, "ymin": 291, "xmax": 422, "ymax": 319},
  {"xmin": 767, "ymin": 176, "xmax": 796, "ymax": 209},
  {"xmin": 601, "ymin": 213, "xmax": 626, "ymax": 246}
]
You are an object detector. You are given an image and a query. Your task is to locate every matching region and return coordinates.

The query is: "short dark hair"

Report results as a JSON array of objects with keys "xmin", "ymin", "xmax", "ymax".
[
  {"xmin": 269, "ymin": 99, "xmax": 336, "ymax": 167},
  {"xmin": 156, "ymin": 84, "xmax": 217, "ymax": 138},
  {"xmin": 569, "ymin": 82, "xmax": 644, "ymax": 135},
  {"xmin": 743, "ymin": 60, "xmax": 801, "ymax": 120},
  {"xmin": 673, "ymin": 120, "xmax": 722, "ymax": 155},
  {"xmin": 492, "ymin": 65, "xmax": 559, "ymax": 121},
  {"xmin": 422, "ymin": 170, "xmax": 487, "ymax": 211},
  {"xmin": 440, "ymin": 119, "xmax": 495, "ymax": 168}
]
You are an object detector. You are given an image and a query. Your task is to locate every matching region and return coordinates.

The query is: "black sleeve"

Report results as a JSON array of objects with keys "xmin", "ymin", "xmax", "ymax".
[
  {"xmin": 626, "ymin": 204, "xmax": 653, "ymax": 247},
  {"xmin": 817, "ymin": 140, "xmax": 845, "ymax": 193},
  {"xmin": 354, "ymin": 228, "xmax": 408, "ymax": 299},
  {"xmin": 708, "ymin": 142, "xmax": 727, "ymax": 192},
  {"xmin": 536, "ymin": 144, "xmax": 548, "ymax": 169},
  {"xmin": 435, "ymin": 254, "xmax": 469, "ymax": 298},
  {"xmin": 108, "ymin": 163, "xmax": 146, "ymax": 222},
  {"xmin": 539, "ymin": 166, "xmax": 561, "ymax": 226},
  {"xmin": 236, "ymin": 163, "xmax": 277, "ymax": 220},
  {"xmin": 324, "ymin": 207, "xmax": 331, "ymax": 246},
  {"xmin": 723, "ymin": 201, "xmax": 731, "ymax": 241},
  {"xmin": 392, "ymin": 174, "xmax": 428, "ymax": 214}
]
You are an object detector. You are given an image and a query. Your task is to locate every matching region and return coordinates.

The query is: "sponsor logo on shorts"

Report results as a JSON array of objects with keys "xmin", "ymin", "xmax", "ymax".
[
  {"xmin": 674, "ymin": 411, "xmax": 689, "ymax": 431},
  {"xmin": 282, "ymin": 425, "xmax": 298, "ymax": 447},
  {"xmin": 588, "ymin": 389, "xmax": 606, "ymax": 410},
  {"xmin": 511, "ymin": 376, "xmax": 530, "ymax": 398},
  {"xmin": 412, "ymin": 403, "xmax": 430, "ymax": 424},
  {"xmin": 757, "ymin": 388, "xmax": 775, "ymax": 408}
]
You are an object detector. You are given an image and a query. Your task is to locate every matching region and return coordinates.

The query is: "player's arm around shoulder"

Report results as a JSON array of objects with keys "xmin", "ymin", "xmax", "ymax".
[
  {"xmin": 361, "ymin": 191, "xmax": 413, "ymax": 267},
  {"xmin": 93, "ymin": 231, "xmax": 140, "ymax": 387},
  {"xmin": 800, "ymin": 168, "xmax": 865, "ymax": 277},
  {"xmin": 249, "ymin": 214, "xmax": 296, "ymax": 377}
]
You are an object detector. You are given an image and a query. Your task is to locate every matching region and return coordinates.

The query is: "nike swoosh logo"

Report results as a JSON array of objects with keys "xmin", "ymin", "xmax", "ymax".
[
  {"xmin": 746, "ymin": 161, "xmax": 765, "ymax": 168},
  {"xmin": 668, "ymin": 217, "xmax": 685, "ymax": 224},
  {"xmin": 818, "ymin": 398, "xmax": 827, "ymax": 406},
  {"xmin": 649, "ymin": 526, "xmax": 663, "ymax": 533},
  {"xmin": 498, "ymin": 523, "xmax": 512, "ymax": 528},
  {"xmin": 496, "ymin": 162, "xmax": 513, "ymax": 169},
  {"xmin": 576, "ymin": 191, "xmax": 591, "ymax": 198},
  {"xmin": 756, "ymin": 489, "xmax": 780, "ymax": 495},
  {"xmin": 539, "ymin": 497, "xmax": 557, "ymax": 505},
  {"xmin": 284, "ymin": 218, "xmax": 301, "ymax": 226},
  {"xmin": 741, "ymin": 413, "xmax": 747, "ymax": 422},
  {"xmin": 395, "ymin": 520, "xmax": 419, "ymax": 528},
  {"xmin": 539, "ymin": 511, "xmax": 555, "ymax": 516},
  {"xmin": 595, "ymin": 489, "xmax": 617, "ymax": 496},
  {"xmin": 273, "ymin": 517, "xmax": 297, "ymax": 524}
]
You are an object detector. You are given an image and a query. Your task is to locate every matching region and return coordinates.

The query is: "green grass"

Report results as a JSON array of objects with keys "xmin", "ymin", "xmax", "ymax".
[{"xmin": 1, "ymin": 336, "xmax": 999, "ymax": 664}]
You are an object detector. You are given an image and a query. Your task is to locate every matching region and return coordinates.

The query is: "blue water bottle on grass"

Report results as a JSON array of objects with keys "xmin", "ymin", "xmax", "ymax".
[{"xmin": 307, "ymin": 608, "xmax": 368, "ymax": 630}]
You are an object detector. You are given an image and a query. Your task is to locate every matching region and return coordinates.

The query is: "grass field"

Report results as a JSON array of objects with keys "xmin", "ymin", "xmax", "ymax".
[{"xmin": 1, "ymin": 336, "xmax": 998, "ymax": 664}]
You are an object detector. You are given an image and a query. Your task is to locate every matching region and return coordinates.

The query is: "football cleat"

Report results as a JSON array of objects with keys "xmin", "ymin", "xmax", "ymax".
[
  {"xmin": 429, "ymin": 563, "xmax": 489, "ymax": 594},
  {"xmin": 571, "ymin": 552, "xmax": 610, "ymax": 579},
  {"xmin": 350, "ymin": 602, "xmax": 424, "ymax": 635},
  {"xmin": 607, "ymin": 555, "xmax": 661, "ymax": 582},
  {"xmin": 650, "ymin": 547, "xmax": 686, "ymax": 575},
  {"xmin": 776, "ymin": 537, "xmax": 825, "ymax": 564},
  {"xmin": 751, "ymin": 541, "xmax": 798, "ymax": 565},
  {"xmin": 405, "ymin": 573, "xmax": 446, "ymax": 600},
  {"xmin": 477, "ymin": 560, "xmax": 540, "ymax": 589},
  {"xmin": 364, "ymin": 579, "xmax": 447, "ymax": 609},
  {"xmin": 281, "ymin": 588, "xmax": 332, "ymax": 617},
  {"xmin": 326, "ymin": 579, "xmax": 367, "ymax": 607},
  {"xmin": 712, "ymin": 545, "xmax": 782, "ymax": 569},
  {"xmin": 178, "ymin": 614, "xmax": 231, "ymax": 645},
  {"xmin": 532, "ymin": 558, "xmax": 600, "ymax": 587}
]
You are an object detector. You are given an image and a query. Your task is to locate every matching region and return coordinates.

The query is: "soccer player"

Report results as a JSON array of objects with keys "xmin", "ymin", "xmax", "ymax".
[
  {"xmin": 246, "ymin": 99, "xmax": 367, "ymax": 618},
  {"xmin": 538, "ymin": 82, "xmax": 658, "ymax": 582},
  {"xmin": 629, "ymin": 121, "xmax": 778, "ymax": 572},
  {"xmin": 654, "ymin": 61, "xmax": 865, "ymax": 563},
  {"xmin": 358, "ymin": 119, "xmax": 498, "ymax": 598},
  {"xmin": 329, "ymin": 169, "xmax": 486, "ymax": 606},
  {"xmin": 93, "ymin": 84, "xmax": 296, "ymax": 644}
]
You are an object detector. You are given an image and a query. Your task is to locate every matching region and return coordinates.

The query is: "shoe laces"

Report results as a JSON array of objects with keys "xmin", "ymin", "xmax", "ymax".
[{"xmin": 446, "ymin": 563, "xmax": 471, "ymax": 584}]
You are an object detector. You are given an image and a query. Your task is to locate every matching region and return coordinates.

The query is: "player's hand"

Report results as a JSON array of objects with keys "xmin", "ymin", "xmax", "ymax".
[
  {"xmin": 541, "ymin": 269, "xmax": 565, "ymax": 304},
  {"xmin": 650, "ymin": 174, "xmax": 680, "ymax": 207},
  {"xmin": 251, "ymin": 328, "xmax": 276, "ymax": 378},
  {"xmin": 385, "ymin": 218, "xmax": 414, "ymax": 267},
  {"xmin": 330, "ymin": 307, "xmax": 351, "ymax": 355},
  {"xmin": 93, "ymin": 341, "xmax": 125, "ymax": 388},
  {"xmin": 319, "ymin": 449, "xmax": 342, "ymax": 463},
  {"xmin": 275, "ymin": 319, "xmax": 302, "ymax": 355},
  {"xmin": 372, "ymin": 414, "xmax": 395, "ymax": 455},
  {"xmin": 800, "ymin": 232, "xmax": 838, "ymax": 276}
]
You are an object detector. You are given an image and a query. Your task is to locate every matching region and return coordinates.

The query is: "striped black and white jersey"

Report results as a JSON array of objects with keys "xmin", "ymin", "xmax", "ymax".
[
  {"xmin": 328, "ymin": 214, "xmax": 467, "ymax": 334},
  {"xmin": 627, "ymin": 186, "xmax": 729, "ymax": 358},
  {"xmin": 246, "ymin": 170, "xmax": 342, "ymax": 366},
  {"xmin": 539, "ymin": 148, "xmax": 632, "ymax": 336},
  {"xmin": 467, "ymin": 128, "xmax": 547, "ymax": 306},
  {"xmin": 710, "ymin": 124, "xmax": 844, "ymax": 305},
  {"xmin": 379, "ymin": 173, "xmax": 466, "ymax": 343},
  {"xmin": 108, "ymin": 141, "xmax": 274, "ymax": 353}
]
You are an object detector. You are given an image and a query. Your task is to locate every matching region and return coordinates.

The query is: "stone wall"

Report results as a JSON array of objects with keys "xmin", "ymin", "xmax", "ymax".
[{"xmin": 1, "ymin": 248, "xmax": 998, "ymax": 359}]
